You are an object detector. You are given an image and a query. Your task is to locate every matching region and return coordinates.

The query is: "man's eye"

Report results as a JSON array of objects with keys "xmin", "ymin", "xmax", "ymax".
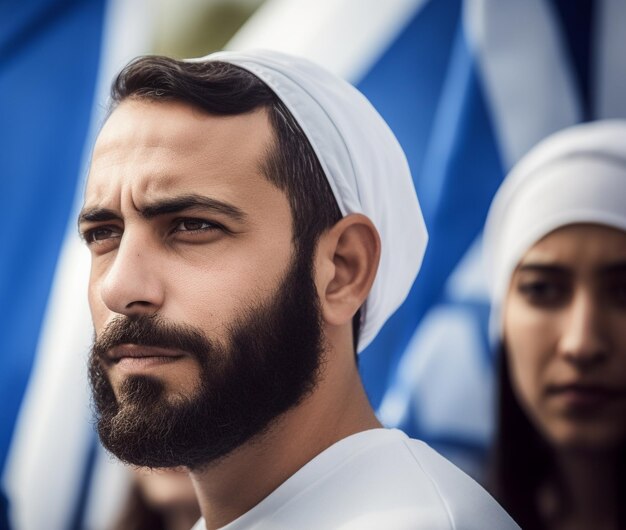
[
  {"xmin": 84, "ymin": 226, "xmax": 121, "ymax": 244},
  {"xmin": 174, "ymin": 219, "xmax": 217, "ymax": 232}
]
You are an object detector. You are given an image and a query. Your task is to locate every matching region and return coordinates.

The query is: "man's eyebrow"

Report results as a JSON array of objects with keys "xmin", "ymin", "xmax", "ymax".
[
  {"xmin": 78, "ymin": 208, "xmax": 121, "ymax": 226},
  {"xmin": 139, "ymin": 194, "xmax": 247, "ymax": 221},
  {"xmin": 78, "ymin": 194, "xmax": 248, "ymax": 228}
]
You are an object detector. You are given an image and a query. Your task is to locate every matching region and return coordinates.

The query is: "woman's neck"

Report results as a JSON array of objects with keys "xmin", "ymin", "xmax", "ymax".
[{"xmin": 540, "ymin": 448, "xmax": 619, "ymax": 530}]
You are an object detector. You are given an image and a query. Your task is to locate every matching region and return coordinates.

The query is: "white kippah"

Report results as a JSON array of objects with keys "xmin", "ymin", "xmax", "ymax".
[
  {"xmin": 188, "ymin": 49, "xmax": 428, "ymax": 352},
  {"xmin": 484, "ymin": 119, "xmax": 626, "ymax": 341}
]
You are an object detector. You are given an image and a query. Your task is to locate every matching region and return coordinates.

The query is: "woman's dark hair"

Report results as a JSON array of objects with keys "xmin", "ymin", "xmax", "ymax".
[
  {"xmin": 110, "ymin": 56, "xmax": 361, "ymax": 350},
  {"xmin": 489, "ymin": 346, "xmax": 552, "ymax": 529},
  {"xmin": 489, "ymin": 344, "xmax": 626, "ymax": 529}
]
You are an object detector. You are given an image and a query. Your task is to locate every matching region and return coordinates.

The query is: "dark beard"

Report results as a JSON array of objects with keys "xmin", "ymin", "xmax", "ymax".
[{"xmin": 89, "ymin": 248, "xmax": 324, "ymax": 470}]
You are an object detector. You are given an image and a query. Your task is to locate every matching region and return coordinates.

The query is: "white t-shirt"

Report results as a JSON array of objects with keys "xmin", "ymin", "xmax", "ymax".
[{"xmin": 191, "ymin": 429, "xmax": 519, "ymax": 529}]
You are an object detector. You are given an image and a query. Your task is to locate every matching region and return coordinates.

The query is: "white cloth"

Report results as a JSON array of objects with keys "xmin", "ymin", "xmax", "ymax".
[
  {"xmin": 191, "ymin": 429, "xmax": 519, "ymax": 530},
  {"xmin": 187, "ymin": 50, "xmax": 428, "ymax": 352},
  {"xmin": 483, "ymin": 119, "xmax": 626, "ymax": 338}
]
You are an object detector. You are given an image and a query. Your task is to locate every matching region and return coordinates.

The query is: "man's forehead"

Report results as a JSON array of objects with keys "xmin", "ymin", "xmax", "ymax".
[
  {"xmin": 85, "ymin": 99, "xmax": 276, "ymax": 206},
  {"xmin": 94, "ymin": 98, "xmax": 273, "ymax": 157}
]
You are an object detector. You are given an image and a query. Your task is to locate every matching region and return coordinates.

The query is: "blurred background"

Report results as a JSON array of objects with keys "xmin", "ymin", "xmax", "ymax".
[{"xmin": 2, "ymin": 0, "xmax": 625, "ymax": 528}]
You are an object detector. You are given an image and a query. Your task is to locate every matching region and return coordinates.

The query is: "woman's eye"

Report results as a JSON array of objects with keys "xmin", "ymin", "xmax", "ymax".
[
  {"xmin": 174, "ymin": 219, "xmax": 217, "ymax": 232},
  {"xmin": 518, "ymin": 280, "xmax": 568, "ymax": 307},
  {"xmin": 606, "ymin": 280, "xmax": 626, "ymax": 308}
]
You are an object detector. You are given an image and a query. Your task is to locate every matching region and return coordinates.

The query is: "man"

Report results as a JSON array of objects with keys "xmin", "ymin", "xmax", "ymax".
[{"xmin": 80, "ymin": 50, "xmax": 518, "ymax": 529}]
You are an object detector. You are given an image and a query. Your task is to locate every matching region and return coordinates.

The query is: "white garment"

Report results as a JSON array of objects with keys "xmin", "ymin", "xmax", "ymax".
[{"xmin": 191, "ymin": 429, "xmax": 519, "ymax": 529}]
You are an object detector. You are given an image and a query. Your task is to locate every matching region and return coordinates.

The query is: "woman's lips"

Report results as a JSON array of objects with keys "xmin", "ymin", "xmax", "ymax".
[{"xmin": 547, "ymin": 384, "xmax": 624, "ymax": 410}]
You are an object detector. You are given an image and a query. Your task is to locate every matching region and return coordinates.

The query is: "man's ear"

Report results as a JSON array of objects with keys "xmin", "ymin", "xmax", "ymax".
[{"xmin": 315, "ymin": 214, "xmax": 381, "ymax": 326}]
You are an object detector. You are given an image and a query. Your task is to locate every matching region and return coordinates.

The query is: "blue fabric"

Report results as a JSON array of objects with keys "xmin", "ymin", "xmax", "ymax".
[
  {"xmin": 356, "ymin": 0, "xmax": 462, "ymax": 405},
  {"xmin": 358, "ymin": 2, "xmax": 503, "ymax": 408},
  {"xmin": 0, "ymin": 488, "xmax": 9, "ymax": 530},
  {"xmin": 549, "ymin": 0, "xmax": 594, "ymax": 118},
  {"xmin": 390, "ymin": 298, "xmax": 493, "ymax": 474},
  {"xmin": 0, "ymin": 0, "xmax": 105, "ymax": 473}
]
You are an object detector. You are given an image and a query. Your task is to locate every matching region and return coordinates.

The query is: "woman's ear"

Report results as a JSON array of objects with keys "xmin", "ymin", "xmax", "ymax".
[{"xmin": 314, "ymin": 214, "xmax": 381, "ymax": 326}]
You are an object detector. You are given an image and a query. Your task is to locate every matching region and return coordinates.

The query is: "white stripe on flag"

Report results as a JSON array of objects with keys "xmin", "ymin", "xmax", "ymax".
[
  {"xmin": 594, "ymin": 0, "xmax": 626, "ymax": 119},
  {"xmin": 83, "ymin": 445, "xmax": 133, "ymax": 530},
  {"xmin": 3, "ymin": 233, "xmax": 93, "ymax": 530},
  {"xmin": 464, "ymin": 0, "xmax": 581, "ymax": 168},
  {"xmin": 226, "ymin": 0, "xmax": 429, "ymax": 82}
]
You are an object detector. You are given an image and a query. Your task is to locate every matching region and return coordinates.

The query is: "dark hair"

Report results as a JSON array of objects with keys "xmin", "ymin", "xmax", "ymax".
[
  {"xmin": 489, "ymin": 345, "xmax": 626, "ymax": 529},
  {"xmin": 110, "ymin": 56, "xmax": 361, "ymax": 351},
  {"xmin": 488, "ymin": 346, "xmax": 551, "ymax": 529}
]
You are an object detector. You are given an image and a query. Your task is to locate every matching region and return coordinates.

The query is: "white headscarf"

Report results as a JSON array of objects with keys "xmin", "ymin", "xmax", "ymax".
[
  {"xmin": 484, "ymin": 119, "xmax": 626, "ymax": 340},
  {"xmin": 188, "ymin": 50, "xmax": 428, "ymax": 352}
]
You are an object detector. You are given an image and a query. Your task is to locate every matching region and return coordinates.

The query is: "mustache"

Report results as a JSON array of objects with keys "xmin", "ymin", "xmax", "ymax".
[{"xmin": 92, "ymin": 315, "xmax": 212, "ymax": 363}]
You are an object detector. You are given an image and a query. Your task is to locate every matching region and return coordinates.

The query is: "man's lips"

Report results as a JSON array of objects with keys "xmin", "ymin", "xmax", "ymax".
[{"xmin": 105, "ymin": 344, "xmax": 187, "ymax": 366}]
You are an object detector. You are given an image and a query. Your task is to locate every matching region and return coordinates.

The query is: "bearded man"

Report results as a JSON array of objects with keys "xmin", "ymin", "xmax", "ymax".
[{"xmin": 80, "ymin": 50, "xmax": 518, "ymax": 529}]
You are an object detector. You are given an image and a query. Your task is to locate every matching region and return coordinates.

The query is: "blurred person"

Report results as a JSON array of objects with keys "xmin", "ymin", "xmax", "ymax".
[
  {"xmin": 80, "ymin": 50, "xmax": 518, "ymax": 529},
  {"xmin": 113, "ymin": 468, "xmax": 200, "ymax": 530},
  {"xmin": 484, "ymin": 120, "xmax": 626, "ymax": 530}
]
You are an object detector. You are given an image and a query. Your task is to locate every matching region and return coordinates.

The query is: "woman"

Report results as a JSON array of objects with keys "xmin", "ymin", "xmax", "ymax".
[{"xmin": 483, "ymin": 120, "xmax": 626, "ymax": 530}]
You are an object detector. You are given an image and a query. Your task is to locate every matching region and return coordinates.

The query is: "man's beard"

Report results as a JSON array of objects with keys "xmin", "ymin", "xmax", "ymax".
[{"xmin": 89, "ymin": 247, "xmax": 324, "ymax": 470}]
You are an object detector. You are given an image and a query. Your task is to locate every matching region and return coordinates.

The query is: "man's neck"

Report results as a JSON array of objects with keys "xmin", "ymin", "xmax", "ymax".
[{"xmin": 189, "ymin": 349, "xmax": 380, "ymax": 529}]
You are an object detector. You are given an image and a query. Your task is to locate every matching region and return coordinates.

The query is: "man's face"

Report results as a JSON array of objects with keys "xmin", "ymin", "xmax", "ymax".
[{"xmin": 81, "ymin": 100, "xmax": 324, "ymax": 468}]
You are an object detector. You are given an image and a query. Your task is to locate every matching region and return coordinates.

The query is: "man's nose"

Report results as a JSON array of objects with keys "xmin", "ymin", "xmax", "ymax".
[
  {"xmin": 100, "ymin": 233, "xmax": 165, "ymax": 317},
  {"xmin": 556, "ymin": 289, "xmax": 609, "ymax": 368}
]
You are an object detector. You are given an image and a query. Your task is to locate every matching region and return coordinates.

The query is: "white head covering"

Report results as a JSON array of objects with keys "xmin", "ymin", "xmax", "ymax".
[
  {"xmin": 188, "ymin": 50, "xmax": 428, "ymax": 352},
  {"xmin": 484, "ymin": 119, "xmax": 626, "ymax": 340}
]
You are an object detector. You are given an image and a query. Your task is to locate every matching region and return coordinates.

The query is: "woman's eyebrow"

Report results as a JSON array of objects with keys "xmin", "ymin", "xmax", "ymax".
[{"xmin": 516, "ymin": 263, "xmax": 570, "ymax": 275}]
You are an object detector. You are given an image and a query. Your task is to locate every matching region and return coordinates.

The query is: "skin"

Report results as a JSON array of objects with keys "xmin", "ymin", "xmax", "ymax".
[
  {"xmin": 504, "ymin": 223, "xmax": 626, "ymax": 530},
  {"xmin": 134, "ymin": 468, "xmax": 200, "ymax": 530},
  {"xmin": 81, "ymin": 99, "xmax": 381, "ymax": 528}
]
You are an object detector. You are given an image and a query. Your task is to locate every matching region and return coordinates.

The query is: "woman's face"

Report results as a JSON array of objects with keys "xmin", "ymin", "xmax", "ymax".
[{"xmin": 504, "ymin": 223, "xmax": 626, "ymax": 450}]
